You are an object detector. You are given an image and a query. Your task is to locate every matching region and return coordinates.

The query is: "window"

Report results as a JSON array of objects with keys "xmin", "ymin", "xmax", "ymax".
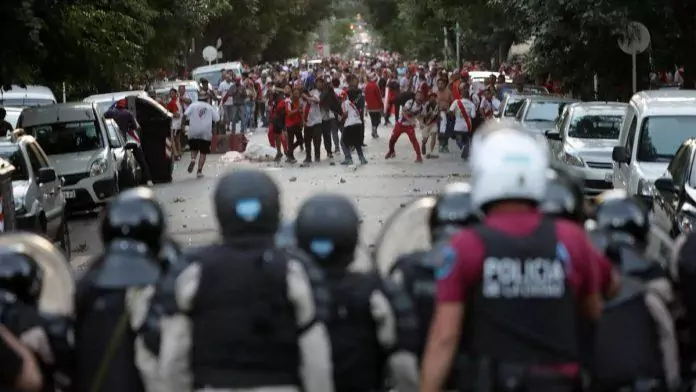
[
  {"xmin": 515, "ymin": 101, "xmax": 527, "ymax": 121},
  {"xmin": 25, "ymin": 144, "xmax": 44, "ymax": 174},
  {"xmin": 0, "ymin": 98, "xmax": 54, "ymax": 107},
  {"xmin": 25, "ymin": 121, "xmax": 104, "ymax": 155},
  {"xmin": 105, "ymin": 120, "xmax": 123, "ymax": 147},
  {"xmin": 524, "ymin": 101, "xmax": 569, "ymax": 122},
  {"xmin": 625, "ymin": 116, "xmax": 638, "ymax": 155},
  {"xmin": 636, "ymin": 116, "xmax": 696, "ymax": 162},
  {"xmin": 0, "ymin": 147, "xmax": 29, "ymax": 181},
  {"xmin": 559, "ymin": 109, "xmax": 572, "ymax": 135},
  {"xmin": 504, "ymin": 97, "xmax": 524, "ymax": 117},
  {"xmin": 567, "ymin": 114, "xmax": 623, "ymax": 139},
  {"xmin": 669, "ymin": 145, "xmax": 691, "ymax": 185}
]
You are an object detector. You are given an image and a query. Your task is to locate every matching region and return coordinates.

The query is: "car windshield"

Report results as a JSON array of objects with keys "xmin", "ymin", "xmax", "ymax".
[
  {"xmin": 504, "ymin": 97, "xmax": 524, "ymax": 116},
  {"xmin": 525, "ymin": 101, "xmax": 569, "ymax": 122},
  {"xmin": 4, "ymin": 111, "xmax": 20, "ymax": 128},
  {"xmin": 0, "ymin": 98, "xmax": 54, "ymax": 107},
  {"xmin": 193, "ymin": 71, "xmax": 223, "ymax": 88},
  {"xmin": 156, "ymin": 89, "xmax": 199, "ymax": 102},
  {"xmin": 0, "ymin": 146, "xmax": 29, "ymax": 181},
  {"xmin": 25, "ymin": 121, "xmax": 103, "ymax": 155},
  {"xmin": 568, "ymin": 114, "xmax": 623, "ymax": 139},
  {"xmin": 637, "ymin": 116, "xmax": 696, "ymax": 162},
  {"xmin": 94, "ymin": 100, "xmax": 118, "ymax": 114}
]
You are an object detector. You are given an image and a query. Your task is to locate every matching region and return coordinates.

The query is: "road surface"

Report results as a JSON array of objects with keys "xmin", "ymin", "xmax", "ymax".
[{"xmin": 69, "ymin": 123, "xmax": 469, "ymax": 270}]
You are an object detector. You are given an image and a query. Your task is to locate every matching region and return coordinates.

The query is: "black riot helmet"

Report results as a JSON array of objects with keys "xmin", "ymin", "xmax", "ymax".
[
  {"xmin": 101, "ymin": 187, "xmax": 166, "ymax": 252},
  {"xmin": 0, "ymin": 249, "xmax": 43, "ymax": 306},
  {"xmin": 295, "ymin": 194, "xmax": 360, "ymax": 268},
  {"xmin": 541, "ymin": 165, "xmax": 585, "ymax": 222},
  {"xmin": 214, "ymin": 169, "xmax": 280, "ymax": 238},
  {"xmin": 594, "ymin": 189, "xmax": 649, "ymax": 246},
  {"xmin": 428, "ymin": 182, "xmax": 479, "ymax": 241}
]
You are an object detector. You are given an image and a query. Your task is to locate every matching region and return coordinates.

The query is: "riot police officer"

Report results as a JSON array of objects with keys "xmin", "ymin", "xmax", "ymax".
[
  {"xmin": 421, "ymin": 124, "xmax": 606, "ymax": 392},
  {"xmin": 386, "ymin": 182, "xmax": 478, "ymax": 361},
  {"xmin": 0, "ymin": 233, "xmax": 75, "ymax": 392},
  {"xmin": 161, "ymin": 169, "xmax": 334, "ymax": 392},
  {"xmin": 589, "ymin": 190, "xmax": 680, "ymax": 391},
  {"xmin": 74, "ymin": 187, "xmax": 164, "ymax": 392},
  {"xmin": 295, "ymin": 193, "xmax": 420, "ymax": 392},
  {"xmin": 540, "ymin": 164, "xmax": 585, "ymax": 224}
]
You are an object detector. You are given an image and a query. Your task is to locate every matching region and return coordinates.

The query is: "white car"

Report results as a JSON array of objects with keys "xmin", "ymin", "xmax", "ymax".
[
  {"xmin": 17, "ymin": 102, "xmax": 139, "ymax": 210},
  {"xmin": 611, "ymin": 90, "xmax": 696, "ymax": 203},
  {"xmin": 0, "ymin": 132, "xmax": 70, "ymax": 256},
  {"xmin": 0, "ymin": 85, "xmax": 57, "ymax": 107},
  {"xmin": 545, "ymin": 102, "xmax": 627, "ymax": 196}
]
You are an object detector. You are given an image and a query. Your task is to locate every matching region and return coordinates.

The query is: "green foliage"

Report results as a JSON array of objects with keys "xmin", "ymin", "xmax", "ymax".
[
  {"xmin": 329, "ymin": 19, "xmax": 355, "ymax": 54},
  {"xmin": 364, "ymin": 0, "xmax": 696, "ymax": 96},
  {"xmin": 0, "ymin": 0, "xmax": 332, "ymax": 96}
]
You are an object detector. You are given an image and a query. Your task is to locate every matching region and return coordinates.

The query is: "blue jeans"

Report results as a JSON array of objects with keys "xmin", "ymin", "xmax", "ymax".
[{"xmin": 244, "ymin": 101, "xmax": 254, "ymax": 130}]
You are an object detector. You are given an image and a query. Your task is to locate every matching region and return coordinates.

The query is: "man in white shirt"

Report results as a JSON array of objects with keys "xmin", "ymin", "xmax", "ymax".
[
  {"xmin": 448, "ymin": 91, "xmax": 477, "ymax": 159},
  {"xmin": 217, "ymin": 71, "xmax": 236, "ymax": 130},
  {"xmin": 184, "ymin": 98, "xmax": 220, "ymax": 178},
  {"xmin": 302, "ymin": 78, "xmax": 325, "ymax": 165}
]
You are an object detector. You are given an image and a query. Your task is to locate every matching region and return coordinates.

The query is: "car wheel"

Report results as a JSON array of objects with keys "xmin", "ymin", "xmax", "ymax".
[{"xmin": 57, "ymin": 214, "xmax": 71, "ymax": 260}]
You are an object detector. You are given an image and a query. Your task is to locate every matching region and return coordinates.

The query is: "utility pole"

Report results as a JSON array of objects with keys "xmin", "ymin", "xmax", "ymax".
[{"xmin": 443, "ymin": 27, "xmax": 449, "ymax": 65}]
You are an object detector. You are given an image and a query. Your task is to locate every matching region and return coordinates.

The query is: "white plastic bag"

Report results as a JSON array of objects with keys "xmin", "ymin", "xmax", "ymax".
[
  {"xmin": 220, "ymin": 151, "xmax": 245, "ymax": 163},
  {"xmin": 243, "ymin": 142, "xmax": 278, "ymax": 161}
]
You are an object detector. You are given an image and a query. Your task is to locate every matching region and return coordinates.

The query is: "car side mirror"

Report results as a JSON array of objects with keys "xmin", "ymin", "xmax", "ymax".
[
  {"xmin": 37, "ymin": 167, "xmax": 56, "ymax": 183},
  {"xmin": 612, "ymin": 146, "xmax": 630, "ymax": 163},
  {"xmin": 544, "ymin": 130, "xmax": 561, "ymax": 141},
  {"xmin": 654, "ymin": 177, "xmax": 677, "ymax": 193}
]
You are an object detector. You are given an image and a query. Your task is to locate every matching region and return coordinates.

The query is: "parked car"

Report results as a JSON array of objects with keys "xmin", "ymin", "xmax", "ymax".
[
  {"xmin": 0, "ymin": 85, "xmax": 57, "ymax": 107},
  {"xmin": 0, "ymin": 131, "xmax": 70, "ymax": 256},
  {"xmin": 651, "ymin": 139, "xmax": 696, "ymax": 237},
  {"xmin": 514, "ymin": 95, "xmax": 580, "ymax": 136},
  {"xmin": 154, "ymin": 80, "xmax": 200, "ymax": 103},
  {"xmin": 2, "ymin": 107, "xmax": 22, "ymax": 129},
  {"xmin": 83, "ymin": 91, "xmax": 149, "ymax": 114},
  {"xmin": 494, "ymin": 94, "xmax": 533, "ymax": 119},
  {"xmin": 17, "ymin": 102, "xmax": 140, "ymax": 210},
  {"xmin": 611, "ymin": 90, "xmax": 696, "ymax": 204},
  {"xmin": 496, "ymin": 84, "xmax": 549, "ymax": 100},
  {"xmin": 545, "ymin": 102, "xmax": 626, "ymax": 195}
]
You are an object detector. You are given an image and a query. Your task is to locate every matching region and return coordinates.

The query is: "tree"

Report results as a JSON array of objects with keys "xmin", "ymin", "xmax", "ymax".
[{"xmin": 329, "ymin": 19, "xmax": 355, "ymax": 55}]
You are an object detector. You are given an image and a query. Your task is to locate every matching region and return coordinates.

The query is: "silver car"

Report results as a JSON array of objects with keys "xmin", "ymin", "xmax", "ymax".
[
  {"xmin": 545, "ymin": 102, "xmax": 627, "ymax": 195},
  {"xmin": 514, "ymin": 95, "xmax": 580, "ymax": 136}
]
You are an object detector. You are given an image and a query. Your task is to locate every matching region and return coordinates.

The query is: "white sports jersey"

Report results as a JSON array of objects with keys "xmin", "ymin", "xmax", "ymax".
[
  {"xmin": 398, "ymin": 99, "xmax": 425, "ymax": 127},
  {"xmin": 342, "ymin": 100, "xmax": 362, "ymax": 127}
]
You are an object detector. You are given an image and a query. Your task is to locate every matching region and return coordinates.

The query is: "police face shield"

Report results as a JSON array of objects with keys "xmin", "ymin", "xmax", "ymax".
[
  {"xmin": 92, "ymin": 239, "xmax": 161, "ymax": 288},
  {"xmin": 373, "ymin": 196, "xmax": 437, "ymax": 275},
  {"xmin": 0, "ymin": 233, "xmax": 74, "ymax": 316}
]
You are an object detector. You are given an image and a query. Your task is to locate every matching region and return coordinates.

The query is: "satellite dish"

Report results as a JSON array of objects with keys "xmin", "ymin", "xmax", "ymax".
[
  {"xmin": 202, "ymin": 46, "xmax": 218, "ymax": 63},
  {"xmin": 618, "ymin": 22, "xmax": 651, "ymax": 54}
]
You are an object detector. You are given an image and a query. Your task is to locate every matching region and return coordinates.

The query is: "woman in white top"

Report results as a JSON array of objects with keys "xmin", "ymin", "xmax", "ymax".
[{"xmin": 339, "ymin": 91, "xmax": 368, "ymax": 165}]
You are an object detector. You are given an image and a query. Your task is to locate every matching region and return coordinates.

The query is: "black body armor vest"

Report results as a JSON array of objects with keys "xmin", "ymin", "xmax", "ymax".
[
  {"xmin": 189, "ymin": 243, "xmax": 300, "ymax": 389},
  {"xmin": 325, "ymin": 270, "xmax": 386, "ymax": 392},
  {"xmin": 464, "ymin": 218, "xmax": 579, "ymax": 365}
]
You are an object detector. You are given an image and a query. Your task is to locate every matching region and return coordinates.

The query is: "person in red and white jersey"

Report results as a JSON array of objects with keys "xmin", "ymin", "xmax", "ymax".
[
  {"xmin": 448, "ymin": 90, "xmax": 477, "ymax": 159},
  {"xmin": 420, "ymin": 92, "xmax": 440, "ymax": 159},
  {"xmin": 385, "ymin": 91, "xmax": 426, "ymax": 163},
  {"xmin": 284, "ymin": 87, "xmax": 304, "ymax": 164},
  {"xmin": 338, "ymin": 90, "xmax": 368, "ymax": 165},
  {"xmin": 478, "ymin": 87, "xmax": 498, "ymax": 120}
]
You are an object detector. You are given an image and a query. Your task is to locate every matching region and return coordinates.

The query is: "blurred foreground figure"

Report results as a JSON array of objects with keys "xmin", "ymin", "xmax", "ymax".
[
  {"xmin": 161, "ymin": 169, "xmax": 334, "ymax": 392},
  {"xmin": 295, "ymin": 193, "xmax": 420, "ymax": 392},
  {"xmin": 74, "ymin": 187, "xmax": 164, "ymax": 392}
]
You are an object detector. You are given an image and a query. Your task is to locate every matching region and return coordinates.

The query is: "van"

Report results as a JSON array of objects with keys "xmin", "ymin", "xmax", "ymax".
[
  {"xmin": 0, "ymin": 85, "xmax": 57, "ymax": 107},
  {"xmin": 191, "ymin": 62, "xmax": 243, "ymax": 89},
  {"xmin": 611, "ymin": 90, "xmax": 696, "ymax": 202},
  {"xmin": 17, "ymin": 102, "xmax": 140, "ymax": 210}
]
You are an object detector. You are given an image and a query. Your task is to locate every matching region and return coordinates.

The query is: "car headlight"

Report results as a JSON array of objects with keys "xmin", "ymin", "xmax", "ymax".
[
  {"xmin": 14, "ymin": 196, "xmax": 26, "ymax": 214},
  {"xmin": 560, "ymin": 149, "xmax": 584, "ymax": 167},
  {"xmin": 679, "ymin": 215, "xmax": 695, "ymax": 234},
  {"xmin": 90, "ymin": 158, "xmax": 108, "ymax": 177},
  {"xmin": 637, "ymin": 179, "xmax": 655, "ymax": 197}
]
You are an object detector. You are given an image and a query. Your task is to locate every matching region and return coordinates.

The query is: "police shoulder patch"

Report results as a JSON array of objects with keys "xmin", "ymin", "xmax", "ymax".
[{"xmin": 434, "ymin": 246, "xmax": 457, "ymax": 280}]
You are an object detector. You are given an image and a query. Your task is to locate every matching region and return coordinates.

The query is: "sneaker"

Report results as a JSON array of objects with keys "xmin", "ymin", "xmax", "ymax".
[
  {"xmin": 385, "ymin": 151, "xmax": 395, "ymax": 159},
  {"xmin": 421, "ymin": 141, "xmax": 427, "ymax": 155},
  {"xmin": 274, "ymin": 153, "xmax": 283, "ymax": 162},
  {"xmin": 196, "ymin": 171, "xmax": 204, "ymax": 178},
  {"xmin": 359, "ymin": 158, "xmax": 368, "ymax": 165},
  {"xmin": 415, "ymin": 157, "xmax": 423, "ymax": 163},
  {"xmin": 372, "ymin": 131, "xmax": 379, "ymax": 138},
  {"xmin": 187, "ymin": 161, "xmax": 195, "ymax": 173},
  {"xmin": 340, "ymin": 160, "xmax": 353, "ymax": 165}
]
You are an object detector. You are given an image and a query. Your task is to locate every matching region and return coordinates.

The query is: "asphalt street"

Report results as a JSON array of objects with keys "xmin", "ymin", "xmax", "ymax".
[{"xmin": 69, "ymin": 122, "xmax": 469, "ymax": 270}]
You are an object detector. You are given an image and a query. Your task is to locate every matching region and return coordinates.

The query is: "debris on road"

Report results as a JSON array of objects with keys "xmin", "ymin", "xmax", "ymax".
[
  {"xmin": 289, "ymin": 176, "xmax": 297, "ymax": 182},
  {"xmin": 243, "ymin": 143, "xmax": 278, "ymax": 162},
  {"xmin": 220, "ymin": 151, "xmax": 245, "ymax": 163},
  {"xmin": 173, "ymin": 197, "xmax": 186, "ymax": 203}
]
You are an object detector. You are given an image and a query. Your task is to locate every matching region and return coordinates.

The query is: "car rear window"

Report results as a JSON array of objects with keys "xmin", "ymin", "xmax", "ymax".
[{"xmin": 25, "ymin": 121, "xmax": 103, "ymax": 155}]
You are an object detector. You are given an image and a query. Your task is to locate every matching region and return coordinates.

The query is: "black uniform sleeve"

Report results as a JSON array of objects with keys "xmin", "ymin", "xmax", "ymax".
[
  {"xmin": 373, "ymin": 278, "xmax": 420, "ymax": 355},
  {"xmin": 0, "ymin": 335, "xmax": 22, "ymax": 387},
  {"xmin": 283, "ymin": 248, "xmax": 331, "ymax": 330}
]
